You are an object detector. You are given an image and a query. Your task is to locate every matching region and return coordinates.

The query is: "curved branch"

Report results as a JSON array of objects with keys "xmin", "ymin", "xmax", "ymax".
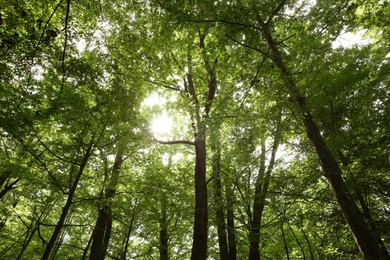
[
  {"xmin": 226, "ymin": 34, "xmax": 273, "ymax": 60},
  {"xmin": 154, "ymin": 139, "xmax": 195, "ymax": 146}
]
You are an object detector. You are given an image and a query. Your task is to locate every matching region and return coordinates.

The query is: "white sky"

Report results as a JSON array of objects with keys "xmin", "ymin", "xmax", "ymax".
[
  {"xmin": 332, "ymin": 30, "xmax": 371, "ymax": 49},
  {"xmin": 151, "ymin": 114, "xmax": 173, "ymax": 136}
]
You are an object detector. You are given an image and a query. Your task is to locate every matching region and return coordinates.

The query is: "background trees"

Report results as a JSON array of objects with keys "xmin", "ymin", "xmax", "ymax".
[{"xmin": 1, "ymin": 0, "xmax": 389, "ymax": 259}]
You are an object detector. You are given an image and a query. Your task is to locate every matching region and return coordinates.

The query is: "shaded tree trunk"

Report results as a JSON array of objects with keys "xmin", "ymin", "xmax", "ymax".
[
  {"xmin": 281, "ymin": 223, "xmax": 290, "ymax": 260},
  {"xmin": 82, "ymin": 230, "xmax": 93, "ymax": 260},
  {"xmin": 211, "ymin": 135, "xmax": 229, "ymax": 260},
  {"xmin": 301, "ymin": 227, "xmax": 314, "ymax": 260},
  {"xmin": 191, "ymin": 135, "xmax": 208, "ymax": 260},
  {"xmin": 226, "ymin": 182, "xmax": 237, "ymax": 260},
  {"xmin": 41, "ymin": 141, "xmax": 93, "ymax": 260},
  {"xmin": 90, "ymin": 148, "xmax": 124, "ymax": 260},
  {"xmin": 159, "ymin": 199, "xmax": 169, "ymax": 260},
  {"xmin": 287, "ymin": 221, "xmax": 306, "ymax": 260},
  {"xmin": 191, "ymin": 31, "xmax": 217, "ymax": 259},
  {"xmin": 248, "ymin": 142, "xmax": 266, "ymax": 260},
  {"xmin": 258, "ymin": 16, "xmax": 390, "ymax": 260},
  {"xmin": 249, "ymin": 117, "xmax": 281, "ymax": 260},
  {"xmin": 121, "ymin": 209, "xmax": 135, "ymax": 260}
]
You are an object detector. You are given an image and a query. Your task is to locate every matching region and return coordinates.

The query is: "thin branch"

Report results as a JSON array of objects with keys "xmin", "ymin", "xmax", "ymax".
[
  {"xmin": 33, "ymin": 0, "xmax": 65, "ymax": 56},
  {"xmin": 226, "ymin": 34, "xmax": 273, "ymax": 60},
  {"xmin": 10, "ymin": 133, "xmax": 65, "ymax": 194},
  {"xmin": 154, "ymin": 139, "xmax": 195, "ymax": 146},
  {"xmin": 31, "ymin": 127, "xmax": 78, "ymax": 165},
  {"xmin": 266, "ymin": 0, "xmax": 288, "ymax": 25},
  {"xmin": 54, "ymin": 0, "xmax": 71, "ymax": 108},
  {"xmin": 148, "ymin": 79, "xmax": 182, "ymax": 92},
  {"xmin": 277, "ymin": 33, "xmax": 296, "ymax": 45},
  {"xmin": 39, "ymin": 222, "xmax": 90, "ymax": 227},
  {"xmin": 186, "ymin": 18, "xmax": 261, "ymax": 31},
  {"xmin": 234, "ymin": 56, "xmax": 267, "ymax": 122}
]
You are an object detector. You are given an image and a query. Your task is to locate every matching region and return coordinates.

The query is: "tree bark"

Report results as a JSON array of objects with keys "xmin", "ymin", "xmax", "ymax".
[
  {"xmin": 191, "ymin": 136, "xmax": 208, "ymax": 260},
  {"xmin": 211, "ymin": 137, "xmax": 229, "ymax": 260},
  {"xmin": 287, "ymin": 221, "xmax": 306, "ymax": 260},
  {"xmin": 301, "ymin": 227, "xmax": 314, "ymax": 260},
  {"xmin": 90, "ymin": 148, "xmax": 124, "ymax": 260},
  {"xmin": 248, "ymin": 142, "xmax": 266, "ymax": 260},
  {"xmin": 159, "ymin": 199, "xmax": 169, "ymax": 260},
  {"xmin": 249, "ymin": 117, "xmax": 281, "ymax": 260},
  {"xmin": 41, "ymin": 141, "xmax": 93, "ymax": 260},
  {"xmin": 281, "ymin": 223, "xmax": 290, "ymax": 260},
  {"xmin": 122, "ymin": 210, "xmax": 135, "ymax": 260},
  {"xmin": 226, "ymin": 183, "xmax": 237, "ymax": 260},
  {"xmin": 259, "ymin": 20, "xmax": 390, "ymax": 260}
]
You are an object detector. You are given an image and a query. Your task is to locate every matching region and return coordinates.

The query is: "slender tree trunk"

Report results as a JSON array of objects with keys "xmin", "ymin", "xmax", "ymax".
[
  {"xmin": 301, "ymin": 227, "xmax": 314, "ymax": 260},
  {"xmin": 281, "ymin": 223, "xmax": 290, "ymax": 260},
  {"xmin": 17, "ymin": 221, "xmax": 38, "ymax": 260},
  {"xmin": 248, "ymin": 142, "xmax": 266, "ymax": 260},
  {"xmin": 226, "ymin": 183, "xmax": 237, "ymax": 260},
  {"xmin": 287, "ymin": 222, "xmax": 306, "ymax": 260},
  {"xmin": 122, "ymin": 210, "xmax": 135, "ymax": 260},
  {"xmin": 212, "ymin": 137, "xmax": 229, "ymax": 260},
  {"xmin": 90, "ymin": 148, "xmax": 124, "ymax": 260},
  {"xmin": 191, "ymin": 135, "xmax": 208, "ymax": 260},
  {"xmin": 82, "ymin": 230, "xmax": 93, "ymax": 260},
  {"xmin": 41, "ymin": 141, "xmax": 93, "ymax": 260},
  {"xmin": 249, "ymin": 118, "xmax": 281, "ymax": 260},
  {"xmin": 260, "ymin": 21, "xmax": 390, "ymax": 260},
  {"xmin": 357, "ymin": 193, "xmax": 389, "ymax": 257},
  {"xmin": 159, "ymin": 200, "xmax": 169, "ymax": 260}
]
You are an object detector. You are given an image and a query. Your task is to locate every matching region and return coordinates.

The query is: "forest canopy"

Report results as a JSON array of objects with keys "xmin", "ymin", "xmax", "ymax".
[{"xmin": 0, "ymin": 0, "xmax": 389, "ymax": 259}]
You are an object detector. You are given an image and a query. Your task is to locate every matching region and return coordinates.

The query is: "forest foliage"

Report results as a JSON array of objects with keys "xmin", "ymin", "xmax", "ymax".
[{"xmin": 0, "ymin": 0, "xmax": 389, "ymax": 259}]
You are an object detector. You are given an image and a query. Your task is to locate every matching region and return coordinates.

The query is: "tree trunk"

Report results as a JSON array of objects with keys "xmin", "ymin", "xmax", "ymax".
[
  {"xmin": 248, "ymin": 142, "xmax": 266, "ymax": 260},
  {"xmin": 281, "ymin": 223, "xmax": 290, "ymax": 260},
  {"xmin": 122, "ymin": 210, "xmax": 135, "ymax": 260},
  {"xmin": 90, "ymin": 148, "xmax": 124, "ymax": 260},
  {"xmin": 226, "ymin": 183, "xmax": 237, "ymax": 260},
  {"xmin": 212, "ymin": 138, "xmax": 229, "ymax": 260},
  {"xmin": 301, "ymin": 227, "xmax": 314, "ymax": 260},
  {"xmin": 260, "ymin": 21, "xmax": 390, "ymax": 260},
  {"xmin": 191, "ymin": 136, "xmax": 208, "ymax": 260},
  {"xmin": 41, "ymin": 141, "xmax": 93, "ymax": 260},
  {"xmin": 159, "ymin": 200, "xmax": 169, "ymax": 260},
  {"xmin": 249, "ymin": 117, "xmax": 281, "ymax": 260},
  {"xmin": 89, "ymin": 206, "xmax": 112, "ymax": 260},
  {"xmin": 287, "ymin": 221, "xmax": 306, "ymax": 260}
]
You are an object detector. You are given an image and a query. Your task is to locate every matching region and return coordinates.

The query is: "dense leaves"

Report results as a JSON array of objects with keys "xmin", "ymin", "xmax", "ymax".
[{"xmin": 0, "ymin": 0, "xmax": 389, "ymax": 259}]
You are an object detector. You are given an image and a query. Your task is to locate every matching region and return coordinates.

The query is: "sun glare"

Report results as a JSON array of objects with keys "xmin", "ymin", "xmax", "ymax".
[{"xmin": 151, "ymin": 114, "xmax": 173, "ymax": 136}]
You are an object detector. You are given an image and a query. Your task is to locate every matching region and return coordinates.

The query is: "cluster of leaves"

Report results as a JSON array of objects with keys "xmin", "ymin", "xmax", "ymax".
[{"xmin": 0, "ymin": 0, "xmax": 389, "ymax": 259}]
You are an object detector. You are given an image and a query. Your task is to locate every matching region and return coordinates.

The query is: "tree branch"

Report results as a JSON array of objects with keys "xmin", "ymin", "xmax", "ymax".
[
  {"xmin": 226, "ymin": 34, "xmax": 273, "ymax": 60},
  {"xmin": 154, "ymin": 139, "xmax": 195, "ymax": 146},
  {"xmin": 186, "ymin": 18, "xmax": 261, "ymax": 31},
  {"xmin": 267, "ymin": 0, "xmax": 288, "ymax": 24},
  {"xmin": 54, "ymin": 0, "xmax": 71, "ymax": 108}
]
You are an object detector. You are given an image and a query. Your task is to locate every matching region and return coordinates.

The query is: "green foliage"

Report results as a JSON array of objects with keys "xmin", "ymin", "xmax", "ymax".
[{"xmin": 0, "ymin": 0, "xmax": 389, "ymax": 259}]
